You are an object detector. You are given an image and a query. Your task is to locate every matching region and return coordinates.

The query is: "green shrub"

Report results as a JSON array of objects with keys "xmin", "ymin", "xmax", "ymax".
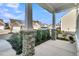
[
  {"xmin": 35, "ymin": 29, "xmax": 50, "ymax": 46},
  {"xmin": 56, "ymin": 29, "xmax": 62, "ymax": 34},
  {"xmin": 35, "ymin": 30, "xmax": 42, "ymax": 43},
  {"xmin": 7, "ymin": 29, "xmax": 51, "ymax": 54},
  {"xmin": 7, "ymin": 33, "xmax": 22, "ymax": 55}
]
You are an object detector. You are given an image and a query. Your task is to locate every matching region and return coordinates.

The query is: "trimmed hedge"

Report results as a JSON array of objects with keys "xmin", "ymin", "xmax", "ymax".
[
  {"xmin": 7, "ymin": 29, "xmax": 51, "ymax": 55},
  {"xmin": 35, "ymin": 29, "xmax": 51, "ymax": 46},
  {"xmin": 7, "ymin": 33, "xmax": 22, "ymax": 55}
]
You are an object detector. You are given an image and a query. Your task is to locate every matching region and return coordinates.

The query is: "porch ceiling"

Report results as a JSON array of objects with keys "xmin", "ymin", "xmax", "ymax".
[{"xmin": 38, "ymin": 3, "xmax": 79, "ymax": 13}]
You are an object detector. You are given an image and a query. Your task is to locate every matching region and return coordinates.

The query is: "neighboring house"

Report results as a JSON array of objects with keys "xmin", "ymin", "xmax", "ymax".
[
  {"xmin": 61, "ymin": 8, "xmax": 76, "ymax": 32},
  {"xmin": 48, "ymin": 24, "xmax": 52, "ymax": 29},
  {"xmin": 33, "ymin": 21, "xmax": 41, "ymax": 30},
  {"xmin": 0, "ymin": 19, "xmax": 4, "ymax": 30},
  {"xmin": 48, "ymin": 24, "xmax": 60, "ymax": 29},
  {"xmin": 10, "ymin": 19, "xmax": 22, "ymax": 33},
  {"xmin": 41, "ymin": 24, "xmax": 48, "ymax": 27},
  {"xmin": 56, "ymin": 24, "xmax": 61, "ymax": 30}
]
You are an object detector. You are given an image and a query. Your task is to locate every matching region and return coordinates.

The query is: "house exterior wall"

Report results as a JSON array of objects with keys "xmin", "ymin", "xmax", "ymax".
[
  {"xmin": 12, "ymin": 27, "xmax": 20, "ymax": 33},
  {"xmin": 33, "ymin": 23, "xmax": 41, "ymax": 29},
  {"xmin": 0, "ymin": 26, "xmax": 4, "ymax": 30},
  {"xmin": 61, "ymin": 9, "xmax": 77, "ymax": 32}
]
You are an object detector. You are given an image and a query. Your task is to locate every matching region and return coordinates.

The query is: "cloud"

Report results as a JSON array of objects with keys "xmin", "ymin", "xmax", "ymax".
[
  {"xmin": 4, "ymin": 12, "xmax": 15, "ymax": 19},
  {"xmin": 1, "ymin": 10, "xmax": 24, "ymax": 20},
  {"xmin": 4, "ymin": 8, "xmax": 9, "ymax": 11},
  {"xmin": 0, "ymin": 3, "xmax": 24, "ymax": 21},
  {"xmin": 16, "ymin": 10, "xmax": 21, "ymax": 13},
  {"xmin": 0, "ymin": 8, "xmax": 15, "ymax": 19},
  {"xmin": 0, "ymin": 8, "xmax": 9, "ymax": 15},
  {"xmin": 0, "ymin": 8, "xmax": 6, "ymax": 14},
  {"xmin": 15, "ymin": 13, "xmax": 25, "ymax": 20},
  {"xmin": 0, "ymin": 3, "xmax": 3, "ymax": 6},
  {"xmin": 0, "ymin": 7, "xmax": 9, "ymax": 13},
  {"xmin": 6, "ymin": 3, "xmax": 19, "ymax": 10},
  {"xmin": 6, "ymin": 3, "xmax": 22, "ymax": 13}
]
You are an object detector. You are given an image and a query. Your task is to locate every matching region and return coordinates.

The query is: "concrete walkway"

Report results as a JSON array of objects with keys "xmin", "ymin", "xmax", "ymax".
[{"xmin": 35, "ymin": 40, "xmax": 77, "ymax": 56}]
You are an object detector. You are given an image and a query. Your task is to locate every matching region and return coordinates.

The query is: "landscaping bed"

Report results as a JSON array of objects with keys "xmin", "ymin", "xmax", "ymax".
[
  {"xmin": 35, "ymin": 29, "xmax": 51, "ymax": 46},
  {"xmin": 7, "ymin": 29, "xmax": 51, "ymax": 55},
  {"xmin": 7, "ymin": 33, "xmax": 22, "ymax": 55},
  {"xmin": 56, "ymin": 29, "xmax": 75, "ymax": 42}
]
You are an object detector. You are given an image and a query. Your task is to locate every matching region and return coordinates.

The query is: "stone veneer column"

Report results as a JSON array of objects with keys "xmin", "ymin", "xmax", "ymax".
[
  {"xmin": 21, "ymin": 3, "xmax": 36, "ymax": 56},
  {"xmin": 21, "ymin": 30, "xmax": 36, "ymax": 56}
]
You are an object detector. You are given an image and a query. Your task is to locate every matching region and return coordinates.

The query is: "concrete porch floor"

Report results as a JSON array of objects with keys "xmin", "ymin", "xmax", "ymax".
[{"xmin": 35, "ymin": 40, "xmax": 77, "ymax": 56}]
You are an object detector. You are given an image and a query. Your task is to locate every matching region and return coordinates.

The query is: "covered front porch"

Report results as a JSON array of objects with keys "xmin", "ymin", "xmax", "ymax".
[
  {"xmin": 35, "ymin": 40, "xmax": 76, "ymax": 56},
  {"xmin": 23, "ymin": 3, "xmax": 79, "ymax": 56},
  {"xmin": 0, "ymin": 3, "xmax": 79, "ymax": 56}
]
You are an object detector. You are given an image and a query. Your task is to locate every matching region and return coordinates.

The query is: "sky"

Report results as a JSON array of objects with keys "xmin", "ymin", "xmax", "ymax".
[
  {"xmin": 0, "ymin": 3, "xmax": 25, "ymax": 23},
  {"xmin": 0, "ymin": 3, "xmax": 68, "ymax": 24},
  {"xmin": 32, "ymin": 3, "xmax": 68, "ymax": 24}
]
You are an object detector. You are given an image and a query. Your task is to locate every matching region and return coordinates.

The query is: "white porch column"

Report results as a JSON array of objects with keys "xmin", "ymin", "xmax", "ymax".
[
  {"xmin": 21, "ymin": 3, "xmax": 36, "ymax": 56},
  {"xmin": 25, "ymin": 3, "xmax": 33, "ymax": 30},
  {"xmin": 51, "ymin": 12, "xmax": 56, "ymax": 40},
  {"xmin": 76, "ymin": 5, "xmax": 79, "ymax": 55}
]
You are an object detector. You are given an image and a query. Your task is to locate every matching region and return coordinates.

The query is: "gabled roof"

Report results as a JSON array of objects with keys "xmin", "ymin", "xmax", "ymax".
[
  {"xmin": 10, "ymin": 19, "xmax": 22, "ymax": 27},
  {"xmin": 0, "ymin": 19, "xmax": 4, "ymax": 26},
  {"xmin": 33, "ymin": 20, "xmax": 42, "ymax": 25}
]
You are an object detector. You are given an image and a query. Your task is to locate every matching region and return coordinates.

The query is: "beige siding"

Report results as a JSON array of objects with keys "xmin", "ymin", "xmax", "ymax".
[{"xmin": 61, "ymin": 9, "xmax": 77, "ymax": 32}]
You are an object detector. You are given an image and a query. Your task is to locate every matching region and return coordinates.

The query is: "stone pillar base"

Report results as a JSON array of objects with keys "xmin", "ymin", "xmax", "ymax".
[
  {"xmin": 21, "ymin": 30, "xmax": 36, "ymax": 56},
  {"xmin": 51, "ymin": 29, "xmax": 56, "ymax": 40}
]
